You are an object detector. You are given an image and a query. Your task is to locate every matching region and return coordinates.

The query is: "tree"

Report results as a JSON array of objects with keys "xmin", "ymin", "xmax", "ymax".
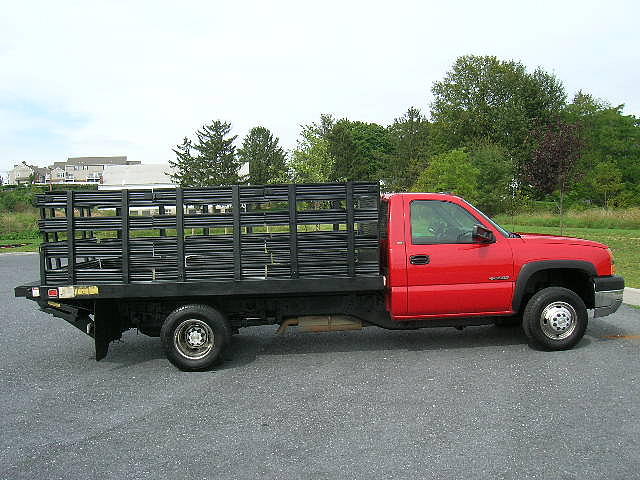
[
  {"xmin": 412, "ymin": 149, "xmax": 479, "ymax": 201},
  {"xmin": 290, "ymin": 115, "xmax": 335, "ymax": 183},
  {"xmin": 469, "ymin": 142, "xmax": 514, "ymax": 214},
  {"xmin": 385, "ymin": 107, "xmax": 433, "ymax": 191},
  {"xmin": 522, "ymin": 119, "xmax": 583, "ymax": 231},
  {"xmin": 430, "ymin": 55, "xmax": 566, "ymax": 156},
  {"xmin": 561, "ymin": 94, "xmax": 640, "ymax": 206},
  {"xmin": 327, "ymin": 119, "xmax": 394, "ymax": 183},
  {"xmin": 585, "ymin": 161, "xmax": 623, "ymax": 208},
  {"xmin": 169, "ymin": 120, "xmax": 240, "ymax": 187},
  {"xmin": 238, "ymin": 127, "xmax": 288, "ymax": 184}
]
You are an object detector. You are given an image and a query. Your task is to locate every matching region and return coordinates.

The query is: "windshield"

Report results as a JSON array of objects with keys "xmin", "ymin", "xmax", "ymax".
[{"xmin": 462, "ymin": 201, "xmax": 516, "ymax": 238}]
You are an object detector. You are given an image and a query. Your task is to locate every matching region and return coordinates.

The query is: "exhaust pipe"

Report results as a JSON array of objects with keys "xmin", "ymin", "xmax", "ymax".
[{"xmin": 277, "ymin": 315, "xmax": 363, "ymax": 334}]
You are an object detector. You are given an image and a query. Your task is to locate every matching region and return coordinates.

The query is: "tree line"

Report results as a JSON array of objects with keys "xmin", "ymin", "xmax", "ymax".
[{"xmin": 169, "ymin": 55, "xmax": 640, "ymax": 214}]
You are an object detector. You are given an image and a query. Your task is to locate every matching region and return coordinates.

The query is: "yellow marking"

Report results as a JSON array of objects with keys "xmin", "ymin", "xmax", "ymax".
[
  {"xmin": 48, "ymin": 301, "xmax": 61, "ymax": 308},
  {"xmin": 74, "ymin": 286, "xmax": 99, "ymax": 296},
  {"xmin": 603, "ymin": 335, "xmax": 640, "ymax": 340}
]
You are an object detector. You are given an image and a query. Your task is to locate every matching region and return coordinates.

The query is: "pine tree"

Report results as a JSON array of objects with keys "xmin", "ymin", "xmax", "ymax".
[
  {"xmin": 238, "ymin": 127, "xmax": 288, "ymax": 184},
  {"xmin": 169, "ymin": 120, "xmax": 240, "ymax": 187}
]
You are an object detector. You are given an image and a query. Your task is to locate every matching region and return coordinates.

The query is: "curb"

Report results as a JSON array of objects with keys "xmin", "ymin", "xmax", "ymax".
[{"xmin": 624, "ymin": 287, "xmax": 640, "ymax": 307}]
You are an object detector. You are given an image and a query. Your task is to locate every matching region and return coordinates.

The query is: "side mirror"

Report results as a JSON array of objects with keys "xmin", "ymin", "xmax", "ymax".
[{"xmin": 472, "ymin": 224, "xmax": 495, "ymax": 243}]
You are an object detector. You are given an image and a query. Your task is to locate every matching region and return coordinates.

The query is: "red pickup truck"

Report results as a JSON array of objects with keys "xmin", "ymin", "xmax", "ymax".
[{"xmin": 15, "ymin": 182, "xmax": 624, "ymax": 370}]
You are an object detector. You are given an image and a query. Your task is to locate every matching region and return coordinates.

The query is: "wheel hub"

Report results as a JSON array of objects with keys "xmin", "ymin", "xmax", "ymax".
[
  {"xmin": 540, "ymin": 301, "xmax": 577, "ymax": 340},
  {"xmin": 186, "ymin": 327, "xmax": 206, "ymax": 347},
  {"xmin": 174, "ymin": 319, "xmax": 214, "ymax": 360}
]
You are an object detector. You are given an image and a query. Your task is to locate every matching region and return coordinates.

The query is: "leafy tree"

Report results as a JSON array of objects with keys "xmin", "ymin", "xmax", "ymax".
[
  {"xmin": 412, "ymin": 149, "xmax": 479, "ymax": 201},
  {"xmin": 563, "ymin": 91, "xmax": 609, "ymax": 121},
  {"xmin": 522, "ymin": 119, "xmax": 583, "ymax": 230},
  {"xmin": 469, "ymin": 142, "xmax": 514, "ymax": 214},
  {"xmin": 385, "ymin": 107, "xmax": 433, "ymax": 191},
  {"xmin": 564, "ymin": 97, "xmax": 640, "ymax": 206},
  {"xmin": 238, "ymin": 127, "xmax": 288, "ymax": 184},
  {"xmin": 431, "ymin": 55, "xmax": 566, "ymax": 156},
  {"xmin": 585, "ymin": 161, "xmax": 623, "ymax": 208},
  {"xmin": 327, "ymin": 119, "xmax": 394, "ymax": 182},
  {"xmin": 523, "ymin": 120, "xmax": 582, "ymax": 196},
  {"xmin": 169, "ymin": 120, "xmax": 240, "ymax": 187},
  {"xmin": 290, "ymin": 115, "xmax": 335, "ymax": 183}
]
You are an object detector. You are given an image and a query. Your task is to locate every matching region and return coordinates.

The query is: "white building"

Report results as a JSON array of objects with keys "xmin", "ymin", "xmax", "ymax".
[{"xmin": 99, "ymin": 163, "xmax": 175, "ymax": 190}]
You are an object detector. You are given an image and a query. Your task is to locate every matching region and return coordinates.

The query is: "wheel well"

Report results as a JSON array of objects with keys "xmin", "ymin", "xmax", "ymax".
[{"xmin": 518, "ymin": 269, "xmax": 594, "ymax": 311}]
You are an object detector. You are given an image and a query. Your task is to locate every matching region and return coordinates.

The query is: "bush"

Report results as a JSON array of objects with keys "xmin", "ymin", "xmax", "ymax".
[
  {"xmin": 0, "ymin": 211, "xmax": 39, "ymax": 238},
  {"xmin": 0, "ymin": 189, "xmax": 36, "ymax": 212}
]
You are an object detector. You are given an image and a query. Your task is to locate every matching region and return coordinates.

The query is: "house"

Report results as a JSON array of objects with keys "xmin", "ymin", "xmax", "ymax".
[
  {"xmin": 47, "ymin": 156, "xmax": 139, "ymax": 184},
  {"xmin": 6, "ymin": 156, "xmax": 138, "ymax": 185},
  {"xmin": 7, "ymin": 162, "xmax": 49, "ymax": 184}
]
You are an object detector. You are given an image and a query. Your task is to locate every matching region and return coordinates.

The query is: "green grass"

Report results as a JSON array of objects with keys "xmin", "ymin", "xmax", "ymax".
[
  {"xmin": 495, "ymin": 207, "xmax": 640, "ymax": 230},
  {"xmin": 494, "ymin": 209, "xmax": 640, "ymax": 287},
  {"xmin": 0, "ymin": 210, "xmax": 40, "ymax": 253},
  {"xmin": 497, "ymin": 222, "xmax": 640, "ymax": 288}
]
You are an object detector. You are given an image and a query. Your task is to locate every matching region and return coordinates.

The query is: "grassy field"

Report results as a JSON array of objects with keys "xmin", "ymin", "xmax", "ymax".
[
  {"xmin": 496, "ymin": 207, "xmax": 640, "ymax": 230},
  {"xmin": 496, "ymin": 219, "xmax": 640, "ymax": 288},
  {"xmin": 0, "ymin": 210, "xmax": 39, "ymax": 252}
]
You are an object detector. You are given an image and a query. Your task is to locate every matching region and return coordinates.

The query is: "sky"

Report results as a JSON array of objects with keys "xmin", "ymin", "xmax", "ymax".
[{"xmin": 1, "ymin": 0, "xmax": 639, "ymax": 178}]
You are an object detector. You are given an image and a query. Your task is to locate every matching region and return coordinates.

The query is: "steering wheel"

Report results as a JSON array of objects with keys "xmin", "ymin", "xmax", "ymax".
[
  {"xmin": 456, "ymin": 230, "xmax": 473, "ymax": 242},
  {"xmin": 427, "ymin": 221, "xmax": 448, "ymax": 241}
]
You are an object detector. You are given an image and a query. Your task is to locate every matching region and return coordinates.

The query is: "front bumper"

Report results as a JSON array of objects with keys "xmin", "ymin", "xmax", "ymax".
[{"xmin": 593, "ymin": 275, "xmax": 625, "ymax": 318}]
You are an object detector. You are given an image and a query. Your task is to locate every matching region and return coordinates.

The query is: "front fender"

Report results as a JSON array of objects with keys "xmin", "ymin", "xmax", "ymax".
[{"xmin": 512, "ymin": 260, "xmax": 597, "ymax": 311}]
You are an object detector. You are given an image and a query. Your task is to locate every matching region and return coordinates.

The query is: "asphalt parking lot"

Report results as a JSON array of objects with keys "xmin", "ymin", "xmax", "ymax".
[{"xmin": 1, "ymin": 253, "xmax": 639, "ymax": 480}]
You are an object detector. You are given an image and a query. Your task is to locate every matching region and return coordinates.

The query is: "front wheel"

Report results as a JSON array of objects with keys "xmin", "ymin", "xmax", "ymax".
[
  {"xmin": 522, "ymin": 287, "xmax": 588, "ymax": 350},
  {"xmin": 160, "ymin": 304, "xmax": 231, "ymax": 371}
]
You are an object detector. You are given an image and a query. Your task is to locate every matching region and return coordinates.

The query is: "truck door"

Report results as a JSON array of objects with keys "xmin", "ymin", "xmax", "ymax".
[{"xmin": 404, "ymin": 199, "xmax": 514, "ymax": 317}]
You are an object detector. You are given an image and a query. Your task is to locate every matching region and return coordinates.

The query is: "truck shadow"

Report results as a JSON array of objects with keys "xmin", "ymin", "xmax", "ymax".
[
  {"xmin": 104, "ymin": 314, "xmax": 637, "ymax": 370},
  {"xmin": 220, "ymin": 324, "xmax": 538, "ymax": 371}
]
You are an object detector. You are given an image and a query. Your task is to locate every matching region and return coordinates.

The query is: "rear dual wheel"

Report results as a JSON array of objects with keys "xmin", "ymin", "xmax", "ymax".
[{"xmin": 160, "ymin": 304, "xmax": 231, "ymax": 371}]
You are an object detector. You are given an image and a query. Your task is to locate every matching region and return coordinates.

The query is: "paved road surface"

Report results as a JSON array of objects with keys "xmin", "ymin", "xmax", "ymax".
[{"xmin": 1, "ymin": 253, "xmax": 639, "ymax": 479}]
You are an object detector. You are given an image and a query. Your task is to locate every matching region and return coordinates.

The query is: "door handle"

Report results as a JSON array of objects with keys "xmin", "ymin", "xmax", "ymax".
[{"xmin": 410, "ymin": 255, "xmax": 430, "ymax": 265}]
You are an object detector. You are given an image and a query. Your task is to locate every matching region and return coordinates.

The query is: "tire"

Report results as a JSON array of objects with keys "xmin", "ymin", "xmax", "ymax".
[
  {"xmin": 160, "ymin": 304, "xmax": 231, "ymax": 371},
  {"xmin": 522, "ymin": 287, "xmax": 588, "ymax": 350}
]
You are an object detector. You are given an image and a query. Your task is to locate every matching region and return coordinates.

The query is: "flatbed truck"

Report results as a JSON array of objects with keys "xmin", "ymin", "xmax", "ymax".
[{"xmin": 15, "ymin": 182, "xmax": 624, "ymax": 370}]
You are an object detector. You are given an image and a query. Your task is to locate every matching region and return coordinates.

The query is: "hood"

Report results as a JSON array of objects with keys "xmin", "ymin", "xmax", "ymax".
[{"xmin": 517, "ymin": 232, "xmax": 608, "ymax": 249}]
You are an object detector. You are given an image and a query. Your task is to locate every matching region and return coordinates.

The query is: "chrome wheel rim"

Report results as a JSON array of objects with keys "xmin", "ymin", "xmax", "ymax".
[
  {"xmin": 174, "ymin": 319, "xmax": 214, "ymax": 360},
  {"xmin": 540, "ymin": 301, "xmax": 577, "ymax": 340}
]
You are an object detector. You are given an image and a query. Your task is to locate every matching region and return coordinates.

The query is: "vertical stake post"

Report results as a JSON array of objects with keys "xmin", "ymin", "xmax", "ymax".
[
  {"xmin": 288, "ymin": 184, "xmax": 298, "ymax": 278},
  {"xmin": 176, "ymin": 188, "xmax": 185, "ymax": 282},
  {"xmin": 232, "ymin": 185, "xmax": 241, "ymax": 280},
  {"xmin": 158, "ymin": 204, "xmax": 166, "ymax": 237},
  {"xmin": 121, "ymin": 190, "xmax": 130, "ymax": 283},
  {"xmin": 66, "ymin": 190, "xmax": 75, "ymax": 284},
  {"xmin": 346, "ymin": 182, "xmax": 355, "ymax": 277}
]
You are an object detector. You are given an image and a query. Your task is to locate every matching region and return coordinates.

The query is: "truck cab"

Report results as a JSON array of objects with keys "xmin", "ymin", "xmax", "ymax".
[{"xmin": 382, "ymin": 193, "xmax": 623, "ymax": 347}]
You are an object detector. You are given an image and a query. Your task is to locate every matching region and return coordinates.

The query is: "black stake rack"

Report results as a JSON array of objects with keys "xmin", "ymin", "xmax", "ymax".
[{"xmin": 36, "ymin": 182, "xmax": 381, "ymax": 286}]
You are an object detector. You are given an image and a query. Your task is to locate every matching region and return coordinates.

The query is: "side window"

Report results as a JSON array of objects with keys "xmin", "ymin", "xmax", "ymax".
[{"xmin": 410, "ymin": 200, "xmax": 481, "ymax": 245}]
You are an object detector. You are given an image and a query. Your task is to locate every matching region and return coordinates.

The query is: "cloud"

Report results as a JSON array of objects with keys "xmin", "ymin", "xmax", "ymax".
[{"xmin": 1, "ymin": 0, "xmax": 639, "ymax": 175}]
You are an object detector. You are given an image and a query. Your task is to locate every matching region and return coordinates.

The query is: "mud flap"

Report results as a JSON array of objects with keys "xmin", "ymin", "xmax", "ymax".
[{"xmin": 94, "ymin": 301, "xmax": 123, "ymax": 361}]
